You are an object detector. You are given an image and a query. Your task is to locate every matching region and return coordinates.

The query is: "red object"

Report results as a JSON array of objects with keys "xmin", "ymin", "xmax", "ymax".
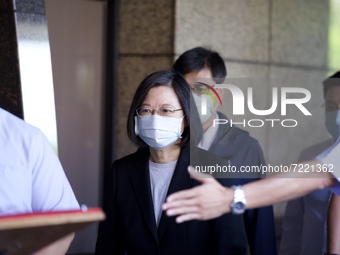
[{"xmin": 0, "ymin": 207, "xmax": 105, "ymax": 255}]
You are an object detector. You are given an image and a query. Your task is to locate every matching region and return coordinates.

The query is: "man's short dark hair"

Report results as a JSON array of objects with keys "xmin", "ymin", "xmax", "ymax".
[
  {"xmin": 127, "ymin": 70, "xmax": 203, "ymax": 149},
  {"xmin": 323, "ymin": 71, "xmax": 340, "ymax": 97},
  {"xmin": 173, "ymin": 47, "xmax": 227, "ymax": 84}
]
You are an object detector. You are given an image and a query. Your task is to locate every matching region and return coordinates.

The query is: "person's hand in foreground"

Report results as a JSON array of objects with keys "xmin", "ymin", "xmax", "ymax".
[
  {"xmin": 162, "ymin": 166, "xmax": 232, "ymax": 223},
  {"xmin": 163, "ymin": 161, "xmax": 336, "ymax": 223}
]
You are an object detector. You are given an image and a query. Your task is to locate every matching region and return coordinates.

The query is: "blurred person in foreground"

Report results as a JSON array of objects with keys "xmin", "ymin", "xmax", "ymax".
[
  {"xmin": 0, "ymin": 107, "xmax": 79, "ymax": 254},
  {"xmin": 279, "ymin": 71, "xmax": 340, "ymax": 255}
]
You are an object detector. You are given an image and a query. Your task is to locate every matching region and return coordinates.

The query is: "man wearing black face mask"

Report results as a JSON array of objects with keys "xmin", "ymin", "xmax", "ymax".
[{"xmin": 279, "ymin": 71, "xmax": 340, "ymax": 255}]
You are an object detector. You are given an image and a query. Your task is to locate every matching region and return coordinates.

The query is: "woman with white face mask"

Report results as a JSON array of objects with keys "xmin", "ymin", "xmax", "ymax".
[{"xmin": 95, "ymin": 70, "xmax": 248, "ymax": 255}]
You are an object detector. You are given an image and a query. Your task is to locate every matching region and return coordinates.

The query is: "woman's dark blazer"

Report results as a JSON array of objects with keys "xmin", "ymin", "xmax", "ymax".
[{"xmin": 95, "ymin": 146, "xmax": 248, "ymax": 255}]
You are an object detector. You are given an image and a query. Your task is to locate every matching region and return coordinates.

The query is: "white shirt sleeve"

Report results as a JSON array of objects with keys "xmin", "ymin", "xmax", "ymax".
[
  {"xmin": 316, "ymin": 136, "xmax": 340, "ymax": 195},
  {"xmin": 30, "ymin": 128, "xmax": 80, "ymax": 212},
  {"xmin": 0, "ymin": 108, "xmax": 79, "ymax": 215}
]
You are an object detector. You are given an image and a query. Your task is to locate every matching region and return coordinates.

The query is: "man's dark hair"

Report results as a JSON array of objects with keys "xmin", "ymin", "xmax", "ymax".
[
  {"xmin": 323, "ymin": 71, "xmax": 340, "ymax": 97},
  {"xmin": 127, "ymin": 70, "xmax": 203, "ymax": 149},
  {"xmin": 173, "ymin": 47, "xmax": 227, "ymax": 84}
]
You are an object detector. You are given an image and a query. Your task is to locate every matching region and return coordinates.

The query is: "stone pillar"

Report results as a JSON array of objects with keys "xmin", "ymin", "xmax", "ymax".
[
  {"xmin": 116, "ymin": 0, "xmax": 175, "ymax": 158},
  {"xmin": 174, "ymin": 0, "xmax": 330, "ymax": 166},
  {"xmin": 116, "ymin": 0, "xmax": 332, "ymax": 168}
]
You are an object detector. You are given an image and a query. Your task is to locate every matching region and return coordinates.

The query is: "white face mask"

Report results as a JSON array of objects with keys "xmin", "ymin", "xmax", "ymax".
[
  {"xmin": 192, "ymin": 93, "xmax": 216, "ymax": 123},
  {"xmin": 135, "ymin": 115, "xmax": 184, "ymax": 150},
  {"xmin": 325, "ymin": 110, "xmax": 340, "ymax": 140}
]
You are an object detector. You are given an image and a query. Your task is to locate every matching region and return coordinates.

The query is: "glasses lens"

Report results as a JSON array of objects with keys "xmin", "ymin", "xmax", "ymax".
[
  {"xmin": 137, "ymin": 107, "xmax": 180, "ymax": 116},
  {"xmin": 159, "ymin": 107, "xmax": 175, "ymax": 117},
  {"xmin": 137, "ymin": 107, "xmax": 151, "ymax": 116}
]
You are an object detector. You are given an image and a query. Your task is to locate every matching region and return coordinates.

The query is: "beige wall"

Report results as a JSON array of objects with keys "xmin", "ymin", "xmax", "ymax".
[
  {"xmin": 116, "ymin": 0, "xmax": 175, "ymax": 158},
  {"xmin": 45, "ymin": 0, "xmax": 106, "ymax": 253}
]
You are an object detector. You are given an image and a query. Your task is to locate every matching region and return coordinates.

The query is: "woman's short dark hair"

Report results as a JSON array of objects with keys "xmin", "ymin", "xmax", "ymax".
[
  {"xmin": 173, "ymin": 47, "xmax": 227, "ymax": 84},
  {"xmin": 127, "ymin": 70, "xmax": 203, "ymax": 149}
]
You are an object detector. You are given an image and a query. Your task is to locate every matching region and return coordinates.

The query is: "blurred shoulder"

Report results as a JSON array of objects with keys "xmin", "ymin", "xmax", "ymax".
[{"xmin": 0, "ymin": 108, "xmax": 46, "ymax": 145}]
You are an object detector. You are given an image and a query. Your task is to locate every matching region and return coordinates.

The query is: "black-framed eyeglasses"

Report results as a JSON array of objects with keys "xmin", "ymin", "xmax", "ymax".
[{"xmin": 136, "ymin": 106, "xmax": 183, "ymax": 117}]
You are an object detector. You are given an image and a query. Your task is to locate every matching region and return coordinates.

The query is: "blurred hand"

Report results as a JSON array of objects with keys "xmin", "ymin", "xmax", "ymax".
[{"xmin": 162, "ymin": 166, "xmax": 232, "ymax": 223}]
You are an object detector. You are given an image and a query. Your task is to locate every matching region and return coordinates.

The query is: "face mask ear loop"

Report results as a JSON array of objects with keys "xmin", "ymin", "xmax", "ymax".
[
  {"xmin": 134, "ymin": 116, "xmax": 140, "ymax": 136},
  {"xmin": 179, "ymin": 115, "xmax": 186, "ymax": 138}
]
